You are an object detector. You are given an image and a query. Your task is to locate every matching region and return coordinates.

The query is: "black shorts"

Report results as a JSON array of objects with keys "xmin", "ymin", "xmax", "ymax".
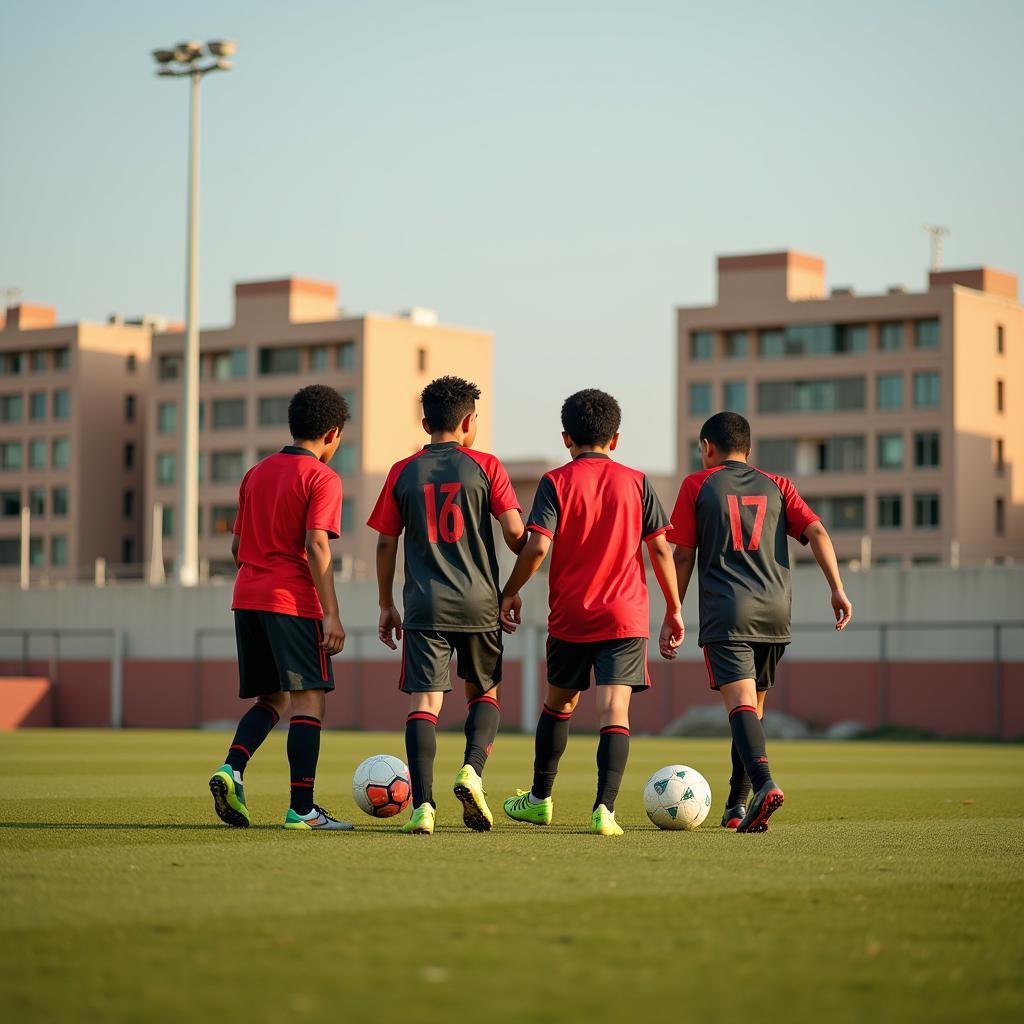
[
  {"xmin": 399, "ymin": 629, "xmax": 503, "ymax": 694},
  {"xmin": 546, "ymin": 635, "xmax": 650, "ymax": 693},
  {"xmin": 234, "ymin": 609, "xmax": 335, "ymax": 699},
  {"xmin": 702, "ymin": 641, "xmax": 786, "ymax": 692}
]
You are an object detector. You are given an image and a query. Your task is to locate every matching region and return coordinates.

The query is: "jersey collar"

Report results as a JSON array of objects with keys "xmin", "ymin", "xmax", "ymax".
[
  {"xmin": 281, "ymin": 445, "xmax": 318, "ymax": 459},
  {"xmin": 424, "ymin": 441, "xmax": 461, "ymax": 450},
  {"xmin": 574, "ymin": 452, "xmax": 611, "ymax": 460}
]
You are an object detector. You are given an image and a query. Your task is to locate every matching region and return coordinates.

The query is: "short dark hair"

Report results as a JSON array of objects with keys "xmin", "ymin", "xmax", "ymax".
[
  {"xmin": 288, "ymin": 385, "xmax": 350, "ymax": 440},
  {"xmin": 421, "ymin": 375, "xmax": 480, "ymax": 432},
  {"xmin": 561, "ymin": 389, "xmax": 621, "ymax": 447},
  {"xmin": 699, "ymin": 411, "xmax": 751, "ymax": 455}
]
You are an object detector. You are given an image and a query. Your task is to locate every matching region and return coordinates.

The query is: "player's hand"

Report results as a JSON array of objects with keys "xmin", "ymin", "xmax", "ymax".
[
  {"xmin": 659, "ymin": 610, "xmax": 685, "ymax": 659},
  {"xmin": 831, "ymin": 589, "xmax": 852, "ymax": 631},
  {"xmin": 500, "ymin": 593, "xmax": 522, "ymax": 634},
  {"xmin": 321, "ymin": 613, "xmax": 346, "ymax": 656},
  {"xmin": 378, "ymin": 605, "xmax": 403, "ymax": 649}
]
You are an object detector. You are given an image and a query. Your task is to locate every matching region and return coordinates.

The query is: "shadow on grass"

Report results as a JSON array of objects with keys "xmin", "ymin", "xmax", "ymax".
[{"xmin": 0, "ymin": 821, "xmax": 281, "ymax": 831}]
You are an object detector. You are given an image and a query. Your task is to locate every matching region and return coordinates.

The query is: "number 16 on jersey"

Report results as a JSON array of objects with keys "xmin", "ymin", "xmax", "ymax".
[{"xmin": 423, "ymin": 483, "xmax": 465, "ymax": 543}]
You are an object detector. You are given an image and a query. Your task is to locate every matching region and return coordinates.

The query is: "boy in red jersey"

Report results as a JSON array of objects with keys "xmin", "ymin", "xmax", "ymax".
[
  {"xmin": 209, "ymin": 384, "xmax": 353, "ymax": 832},
  {"xmin": 500, "ymin": 389, "xmax": 685, "ymax": 836},
  {"xmin": 668, "ymin": 412, "xmax": 852, "ymax": 833},
  {"xmin": 368, "ymin": 376, "xmax": 526, "ymax": 836}
]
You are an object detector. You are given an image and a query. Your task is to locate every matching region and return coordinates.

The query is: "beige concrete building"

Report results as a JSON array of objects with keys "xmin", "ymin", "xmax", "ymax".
[
  {"xmin": 144, "ymin": 277, "xmax": 492, "ymax": 578},
  {"xmin": 677, "ymin": 251, "xmax": 1023, "ymax": 566},
  {"xmin": 0, "ymin": 303, "xmax": 153, "ymax": 582}
]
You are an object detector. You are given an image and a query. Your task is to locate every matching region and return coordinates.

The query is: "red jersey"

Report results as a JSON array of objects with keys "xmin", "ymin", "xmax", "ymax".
[
  {"xmin": 527, "ymin": 453, "xmax": 670, "ymax": 643},
  {"xmin": 232, "ymin": 446, "xmax": 342, "ymax": 619}
]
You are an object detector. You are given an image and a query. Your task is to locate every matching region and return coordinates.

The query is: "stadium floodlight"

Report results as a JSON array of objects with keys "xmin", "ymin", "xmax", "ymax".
[{"xmin": 150, "ymin": 39, "xmax": 237, "ymax": 586}]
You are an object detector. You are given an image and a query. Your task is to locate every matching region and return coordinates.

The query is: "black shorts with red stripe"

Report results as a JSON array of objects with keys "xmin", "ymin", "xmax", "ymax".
[
  {"xmin": 546, "ymin": 635, "xmax": 650, "ymax": 693},
  {"xmin": 399, "ymin": 628, "xmax": 503, "ymax": 694},
  {"xmin": 234, "ymin": 609, "xmax": 335, "ymax": 698},
  {"xmin": 702, "ymin": 640, "xmax": 786, "ymax": 692}
]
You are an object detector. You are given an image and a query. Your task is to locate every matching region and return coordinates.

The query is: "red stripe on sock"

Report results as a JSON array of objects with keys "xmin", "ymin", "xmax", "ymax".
[
  {"xmin": 289, "ymin": 717, "xmax": 322, "ymax": 728},
  {"xmin": 542, "ymin": 704, "xmax": 572, "ymax": 720},
  {"xmin": 290, "ymin": 781, "xmax": 315, "ymax": 788},
  {"xmin": 254, "ymin": 702, "xmax": 280, "ymax": 724},
  {"xmin": 229, "ymin": 744, "xmax": 252, "ymax": 759},
  {"xmin": 728, "ymin": 704, "xmax": 758, "ymax": 720},
  {"xmin": 468, "ymin": 695, "xmax": 500, "ymax": 709},
  {"xmin": 407, "ymin": 712, "xmax": 438, "ymax": 723},
  {"xmin": 600, "ymin": 726, "xmax": 630, "ymax": 736}
]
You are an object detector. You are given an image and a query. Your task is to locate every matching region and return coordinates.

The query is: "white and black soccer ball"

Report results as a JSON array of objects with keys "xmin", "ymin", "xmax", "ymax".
[
  {"xmin": 352, "ymin": 754, "xmax": 412, "ymax": 818},
  {"xmin": 643, "ymin": 764, "xmax": 712, "ymax": 831}
]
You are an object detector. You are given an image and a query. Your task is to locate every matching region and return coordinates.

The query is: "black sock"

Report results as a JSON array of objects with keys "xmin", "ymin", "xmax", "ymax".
[
  {"xmin": 287, "ymin": 715, "xmax": 321, "ymax": 814},
  {"xmin": 728, "ymin": 705, "xmax": 772, "ymax": 792},
  {"xmin": 594, "ymin": 725, "xmax": 630, "ymax": 812},
  {"xmin": 405, "ymin": 711, "xmax": 438, "ymax": 808},
  {"xmin": 532, "ymin": 704, "xmax": 572, "ymax": 800},
  {"xmin": 226, "ymin": 700, "xmax": 280, "ymax": 775},
  {"xmin": 727, "ymin": 739, "xmax": 752, "ymax": 807},
  {"xmin": 463, "ymin": 695, "xmax": 500, "ymax": 776}
]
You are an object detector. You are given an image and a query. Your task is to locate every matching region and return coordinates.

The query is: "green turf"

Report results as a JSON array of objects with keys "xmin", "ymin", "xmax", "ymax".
[{"xmin": 1, "ymin": 730, "xmax": 1022, "ymax": 1024}]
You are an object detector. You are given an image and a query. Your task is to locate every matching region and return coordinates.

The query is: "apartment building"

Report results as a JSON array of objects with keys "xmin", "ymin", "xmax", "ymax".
[
  {"xmin": 0, "ymin": 303, "xmax": 153, "ymax": 581},
  {"xmin": 677, "ymin": 251, "xmax": 1023, "ymax": 566},
  {"xmin": 144, "ymin": 277, "xmax": 492, "ymax": 577}
]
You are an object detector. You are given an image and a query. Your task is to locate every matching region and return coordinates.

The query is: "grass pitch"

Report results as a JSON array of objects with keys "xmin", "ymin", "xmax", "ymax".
[{"xmin": 1, "ymin": 730, "xmax": 1022, "ymax": 1024}]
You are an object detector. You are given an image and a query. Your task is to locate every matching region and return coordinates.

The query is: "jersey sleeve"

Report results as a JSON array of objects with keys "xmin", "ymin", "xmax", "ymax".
[
  {"xmin": 486, "ymin": 459, "xmax": 522, "ymax": 518},
  {"xmin": 527, "ymin": 474, "xmax": 560, "ymax": 539},
  {"xmin": 366, "ymin": 463, "xmax": 405, "ymax": 537},
  {"xmin": 232, "ymin": 470, "xmax": 251, "ymax": 535},
  {"xmin": 666, "ymin": 473, "xmax": 703, "ymax": 548},
  {"xmin": 771, "ymin": 474, "xmax": 820, "ymax": 544},
  {"xmin": 306, "ymin": 469, "xmax": 342, "ymax": 538},
  {"xmin": 641, "ymin": 476, "xmax": 671, "ymax": 540}
]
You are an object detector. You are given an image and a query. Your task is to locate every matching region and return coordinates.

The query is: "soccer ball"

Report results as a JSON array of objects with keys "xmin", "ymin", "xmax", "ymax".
[
  {"xmin": 352, "ymin": 754, "xmax": 412, "ymax": 818},
  {"xmin": 643, "ymin": 764, "xmax": 712, "ymax": 831}
]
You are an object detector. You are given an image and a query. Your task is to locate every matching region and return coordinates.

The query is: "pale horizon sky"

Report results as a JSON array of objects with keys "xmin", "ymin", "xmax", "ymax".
[{"xmin": 2, "ymin": 1, "xmax": 1022, "ymax": 472}]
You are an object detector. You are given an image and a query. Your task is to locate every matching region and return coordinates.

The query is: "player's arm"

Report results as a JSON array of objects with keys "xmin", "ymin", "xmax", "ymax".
[
  {"xmin": 672, "ymin": 545, "xmax": 697, "ymax": 603},
  {"xmin": 231, "ymin": 532, "xmax": 241, "ymax": 570},
  {"xmin": 646, "ymin": 533, "xmax": 685, "ymax": 659},
  {"xmin": 499, "ymin": 530, "xmax": 550, "ymax": 633},
  {"xmin": 803, "ymin": 521, "xmax": 852, "ymax": 631},
  {"xmin": 374, "ymin": 533, "xmax": 403, "ymax": 649},
  {"xmin": 305, "ymin": 528, "xmax": 345, "ymax": 654},
  {"xmin": 498, "ymin": 508, "xmax": 528, "ymax": 554}
]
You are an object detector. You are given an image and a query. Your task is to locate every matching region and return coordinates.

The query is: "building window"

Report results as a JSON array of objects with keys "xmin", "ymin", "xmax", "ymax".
[
  {"xmin": 337, "ymin": 341, "xmax": 356, "ymax": 369},
  {"xmin": 416, "ymin": 347, "xmax": 428, "ymax": 373},
  {"xmin": 913, "ymin": 432, "xmax": 940, "ymax": 469},
  {"xmin": 759, "ymin": 329, "xmax": 784, "ymax": 358},
  {"xmin": 819, "ymin": 436, "xmax": 865, "ymax": 473},
  {"xmin": 159, "ymin": 504, "xmax": 173, "ymax": 538},
  {"xmin": 124, "ymin": 394, "xmax": 136, "ymax": 422},
  {"xmin": 212, "ymin": 398, "xmax": 246, "ymax": 430},
  {"xmin": 52, "ymin": 536, "xmax": 69, "ymax": 566},
  {"xmin": 757, "ymin": 377, "xmax": 865, "ymax": 414},
  {"xmin": 158, "ymin": 354, "xmax": 181, "ymax": 380},
  {"xmin": 157, "ymin": 452, "xmax": 176, "ymax": 485},
  {"xmin": 876, "ymin": 373, "xmax": 902, "ymax": 410},
  {"xmin": 996, "ymin": 379, "xmax": 1004, "ymax": 413},
  {"xmin": 690, "ymin": 331, "xmax": 713, "ymax": 361},
  {"xmin": 724, "ymin": 331, "xmax": 748, "ymax": 359},
  {"xmin": 689, "ymin": 382, "xmax": 712, "ymax": 416},
  {"xmin": 835, "ymin": 324, "xmax": 868, "ymax": 353},
  {"xmin": 878, "ymin": 322, "xmax": 903, "ymax": 351},
  {"xmin": 210, "ymin": 349, "xmax": 248, "ymax": 380},
  {"xmin": 688, "ymin": 441, "xmax": 703, "ymax": 473},
  {"xmin": 258, "ymin": 346, "xmax": 300, "ymax": 375},
  {"xmin": 52, "ymin": 487, "xmax": 67, "ymax": 516},
  {"xmin": 804, "ymin": 495, "xmax": 865, "ymax": 531},
  {"xmin": 1, "ymin": 490, "xmax": 20, "ymax": 516},
  {"xmin": 31, "ymin": 488, "xmax": 46, "ymax": 515},
  {"xmin": 877, "ymin": 433, "xmax": 903, "ymax": 470},
  {"xmin": 877, "ymin": 494, "xmax": 902, "ymax": 529},
  {"xmin": 52, "ymin": 438, "xmax": 70, "ymax": 468},
  {"xmin": 914, "ymin": 319, "xmax": 940, "ymax": 349},
  {"xmin": 722, "ymin": 381, "xmax": 747, "ymax": 413},
  {"xmin": 157, "ymin": 401, "xmax": 177, "ymax": 434},
  {"xmin": 29, "ymin": 537, "xmax": 45, "ymax": 567},
  {"xmin": 996, "ymin": 324, "xmax": 1004, "ymax": 355},
  {"xmin": 126, "ymin": 353, "xmax": 137, "ymax": 374},
  {"xmin": 121, "ymin": 490, "xmax": 134, "ymax": 519},
  {"xmin": 0, "ymin": 394, "xmax": 23, "ymax": 422},
  {"xmin": 27, "ymin": 440, "xmax": 45, "ymax": 469},
  {"xmin": 341, "ymin": 498, "xmax": 356, "ymax": 533},
  {"xmin": 912, "ymin": 372, "xmax": 940, "ymax": 409},
  {"xmin": 29, "ymin": 392, "xmax": 46, "ymax": 420},
  {"xmin": 53, "ymin": 389, "xmax": 70, "ymax": 420},
  {"xmin": 258, "ymin": 395, "xmax": 291, "ymax": 426},
  {"xmin": 124, "ymin": 442, "xmax": 135, "ymax": 469},
  {"xmin": 995, "ymin": 497, "xmax": 1005, "ymax": 536},
  {"xmin": 210, "ymin": 504, "xmax": 236, "ymax": 535},
  {"xmin": 310, "ymin": 346, "xmax": 329, "ymax": 371},
  {"xmin": 338, "ymin": 389, "xmax": 356, "ymax": 417},
  {"xmin": 30, "ymin": 351, "xmax": 47, "ymax": 373},
  {"xmin": 995, "ymin": 438, "xmax": 1004, "ymax": 476},
  {"xmin": 0, "ymin": 538, "xmax": 20, "ymax": 564},
  {"xmin": 54, "ymin": 347, "xmax": 70, "ymax": 371},
  {"xmin": 211, "ymin": 450, "xmax": 245, "ymax": 483},
  {"xmin": 122, "ymin": 538, "xmax": 134, "ymax": 563},
  {"xmin": 913, "ymin": 493, "xmax": 940, "ymax": 529},
  {"xmin": 335, "ymin": 443, "xmax": 357, "ymax": 476},
  {"xmin": 757, "ymin": 439, "xmax": 795, "ymax": 474}
]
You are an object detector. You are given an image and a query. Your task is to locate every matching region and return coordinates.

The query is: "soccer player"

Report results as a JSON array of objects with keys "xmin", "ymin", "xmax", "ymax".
[
  {"xmin": 500, "ymin": 389, "xmax": 685, "ymax": 837},
  {"xmin": 368, "ymin": 376, "xmax": 526, "ymax": 836},
  {"xmin": 668, "ymin": 411, "xmax": 853, "ymax": 833},
  {"xmin": 208, "ymin": 384, "xmax": 353, "ymax": 832}
]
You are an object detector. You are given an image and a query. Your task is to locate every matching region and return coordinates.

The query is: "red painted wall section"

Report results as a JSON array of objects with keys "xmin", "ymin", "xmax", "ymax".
[{"xmin": 0, "ymin": 678, "xmax": 54, "ymax": 729}]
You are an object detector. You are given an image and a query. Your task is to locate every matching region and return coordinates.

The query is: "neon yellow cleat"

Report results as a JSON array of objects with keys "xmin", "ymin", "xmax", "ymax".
[
  {"xmin": 209, "ymin": 764, "xmax": 250, "ymax": 828},
  {"xmin": 590, "ymin": 804, "xmax": 624, "ymax": 836},
  {"xmin": 453, "ymin": 765, "xmax": 493, "ymax": 831},
  {"xmin": 503, "ymin": 788, "xmax": 553, "ymax": 826},
  {"xmin": 401, "ymin": 802, "xmax": 435, "ymax": 834}
]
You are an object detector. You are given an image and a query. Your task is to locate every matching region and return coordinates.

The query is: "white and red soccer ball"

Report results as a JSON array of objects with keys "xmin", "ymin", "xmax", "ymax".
[{"xmin": 352, "ymin": 754, "xmax": 412, "ymax": 818}]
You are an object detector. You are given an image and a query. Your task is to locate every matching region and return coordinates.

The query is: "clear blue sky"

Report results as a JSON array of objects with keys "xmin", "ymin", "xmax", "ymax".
[{"xmin": 2, "ymin": 1, "xmax": 1021, "ymax": 471}]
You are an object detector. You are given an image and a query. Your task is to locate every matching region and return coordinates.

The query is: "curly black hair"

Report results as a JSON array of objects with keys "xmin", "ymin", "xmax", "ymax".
[
  {"xmin": 560, "ymin": 389, "xmax": 621, "ymax": 447},
  {"xmin": 288, "ymin": 384, "xmax": 350, "ymax": 440},
  {"xmin": 421, "ymin": 375, "xmax": 481, "ymax": 432},
  {"xmin": 700, "ymin": 411, "xmax": 750, "ymax": 455}
]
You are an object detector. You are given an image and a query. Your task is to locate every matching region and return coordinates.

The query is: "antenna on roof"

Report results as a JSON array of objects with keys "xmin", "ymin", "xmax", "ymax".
[{"xmin": 922, "ymin": 224, "xmax": 949, "ymax": 271}]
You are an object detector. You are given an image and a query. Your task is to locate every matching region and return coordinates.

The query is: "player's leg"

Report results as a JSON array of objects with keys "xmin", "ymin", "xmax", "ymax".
[{"xmin": 401, "ymin": 631, "xmax": 452, "ymax": 835}]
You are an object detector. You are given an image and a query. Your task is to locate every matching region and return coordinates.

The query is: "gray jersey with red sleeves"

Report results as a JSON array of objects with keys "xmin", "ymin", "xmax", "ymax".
[
  {"xmin": 367, "ymin": 442, "xmax": 521, "ymax": 632},
  {"xmin": 667, "ymin": 460, "xmax": 820, "ymax": 645}
]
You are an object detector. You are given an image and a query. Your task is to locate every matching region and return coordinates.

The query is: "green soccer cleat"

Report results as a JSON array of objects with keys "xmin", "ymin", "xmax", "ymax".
[
  {"xmin": 401, "ymin": 802, "xmax": 435, "ymax": 834},
  {"xmin": 283, "ymin": 805, "xmax": 355, "ymax": 831},
  {"xmin": 503, "ymin": 788, "xmax": 553, "ymax": 826},
  {"xmin": 590, "ymin": 804, "xmax": 624, "ymax": 837},
  {"xmin": 453, "ymin": 765, "xmax": 493, "ymax": 831},
  {"xmin": 209, "ymin": 764, "xmax": 250, "ymax": 828}
]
